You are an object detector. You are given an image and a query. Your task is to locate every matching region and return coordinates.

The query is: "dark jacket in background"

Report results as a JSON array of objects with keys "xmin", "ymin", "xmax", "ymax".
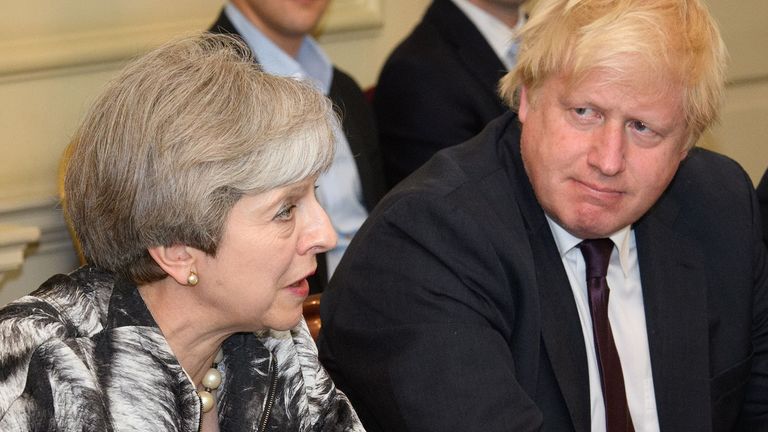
[
  {"xmin": 374, "ymin": 0, "xmax": 509, "ymax": 187},
  {"xmin": 755, "ymin": 168, "xmax": 768, "ymax": 245}
]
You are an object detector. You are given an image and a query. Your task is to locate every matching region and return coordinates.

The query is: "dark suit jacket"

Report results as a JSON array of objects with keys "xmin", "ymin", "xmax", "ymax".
[
  {"xmin": 756, "ymin": 168, "xmax": 768, "ymax": 245},
  {"xmin": 319, "ymin": 112, "xmax": 768, "ymax": 431},
  {"xmin": 374, "ymin": 0, "xmax": 510, "ymax": 187},
  {"xmin": 209, "ymin": 10, "xmax": 387, "ymax": 293}
]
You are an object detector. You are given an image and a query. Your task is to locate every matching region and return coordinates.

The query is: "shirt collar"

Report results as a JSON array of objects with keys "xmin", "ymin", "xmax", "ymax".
[
  {"xmin": 546, "ymin": 215, "xmax": 633, "ymax": 277},
  {"xmin": 224, "ymin": 3, "xmax": 333, "ymax": 94},
  {"xmin": 450, "ymin": 0, "xmax": 525, "ymax": 69}
]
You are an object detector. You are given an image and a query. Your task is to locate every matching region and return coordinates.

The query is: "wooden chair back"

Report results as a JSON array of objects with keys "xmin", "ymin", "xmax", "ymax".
[{"xmin": 302, "ymin": 293, "xmax": 322, "ymax": 341}]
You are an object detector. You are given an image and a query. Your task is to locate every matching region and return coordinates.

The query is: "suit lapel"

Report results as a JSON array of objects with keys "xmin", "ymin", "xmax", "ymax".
[
  {"xmin": 209, "ymin": 9, "xmax": 239, "ymax": 36},
  {"xmin": 635, "ymin": 199, "xmax": 712, "ymax": 430},
  {"xmin": 505, "ymin": 138, "xmax": 591, "ymax": 432},
  {"xmin": 530, "ymin": 225, "xmax": 592, "ymax": 432},
  {"xmin": 431, "ymin": 0, "xmax": 508, "ymax": 102}
]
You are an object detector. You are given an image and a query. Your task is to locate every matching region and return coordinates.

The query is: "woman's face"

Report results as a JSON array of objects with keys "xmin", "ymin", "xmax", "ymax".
[{"xmin": 196, "ymin": 176, "xmax": 336, "ymax": 332}]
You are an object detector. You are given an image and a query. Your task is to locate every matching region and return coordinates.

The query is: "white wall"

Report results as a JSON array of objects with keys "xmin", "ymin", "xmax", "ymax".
[{"xmin": 0, "ymin": 0, "xmax": 765, "ymax": 305}]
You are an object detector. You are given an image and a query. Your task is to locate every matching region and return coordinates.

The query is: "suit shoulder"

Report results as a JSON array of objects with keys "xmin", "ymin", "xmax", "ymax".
[
  {"xmin": 675, "ymin": 148, "xmax": 752, "ymax": 193},
  {"xmin": 384, "ymin": 114, "xmax": 520, "ymax": 203},
  {"xmin": 207, "ymin": 8, "xmax": 235, "ymax": 35},
  {"xmin": 661, "ymin": 148, "xmax": 755, "ymax": 227},
  {"xmin": 682, "ymin": 147, "xmax": 744, "ymax": 171},
  {"xmin": 331, "ymin": 67, "xmax": 365, "ymax": 95},
  {"xmin": 379, "ymin": 22, "xmax": 461, "ymax": 84}
]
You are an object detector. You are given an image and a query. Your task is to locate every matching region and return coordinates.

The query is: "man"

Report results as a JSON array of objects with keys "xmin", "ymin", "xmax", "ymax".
[
  {"xmin": 319, "ymin": 0, "xmax": 768, "ymax": 430},
  {"xmin": 374, "ymin": 0, "xmax": 526, "ymax": 187},
  {"xmin": 209, "ymin": 0, "xmax": 386, "ymax": 293}
]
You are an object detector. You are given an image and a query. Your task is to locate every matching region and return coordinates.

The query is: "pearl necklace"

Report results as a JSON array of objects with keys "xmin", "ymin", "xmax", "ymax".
[{"xmin": 198, "ymin": 349, "xmax": 224, "ymax": 413}]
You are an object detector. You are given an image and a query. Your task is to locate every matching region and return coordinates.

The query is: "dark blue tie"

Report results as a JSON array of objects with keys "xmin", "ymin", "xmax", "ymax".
[{"xmin": 579, "ymin": 239, "xmax": 634, "ymax": 432}]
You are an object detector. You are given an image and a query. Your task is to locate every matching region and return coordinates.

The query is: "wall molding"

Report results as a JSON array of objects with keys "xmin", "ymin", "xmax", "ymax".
[
  {"xmin": 0, "ymin": 19, "xmax": 209, "ymax": 78},
  {"xmin": 0, "ymin": 224, "xmax": 40, "ymax": 284},
  {"xmin": 0, "ymin": 193, "xmax": 80, "ymax": 305},
  {"xmin": 0, "ymin": 1, "xmax": 382, "ymax": 79},
  {"xmin": 0, "ymin": 194, "xmax": 77, "ymax": 258}
]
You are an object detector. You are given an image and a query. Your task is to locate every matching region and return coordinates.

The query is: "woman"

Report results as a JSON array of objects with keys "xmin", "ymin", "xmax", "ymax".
[{"xmin": 0, "ymin": 34, "xmax": 364, "ymax": 431}]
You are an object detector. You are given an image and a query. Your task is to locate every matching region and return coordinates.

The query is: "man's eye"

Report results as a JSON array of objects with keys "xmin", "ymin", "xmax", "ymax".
[
  {"xmin": 628, "ymin": 120, "xmax": 655, "ymax": 136},
  {"xmin": 574, "ymin": 107, "xmax": 595, "ymax": 117}
]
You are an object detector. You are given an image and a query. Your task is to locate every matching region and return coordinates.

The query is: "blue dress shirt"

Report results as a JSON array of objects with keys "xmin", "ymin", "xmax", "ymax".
[{"xmin": 225, "ymin": 4, "xmax": 369, "ymax": 277}]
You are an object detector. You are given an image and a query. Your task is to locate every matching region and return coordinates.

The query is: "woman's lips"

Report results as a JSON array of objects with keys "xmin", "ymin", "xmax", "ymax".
[{"xmin": 287, "ymin": 278, "xmax": 309, "ymax": 297}]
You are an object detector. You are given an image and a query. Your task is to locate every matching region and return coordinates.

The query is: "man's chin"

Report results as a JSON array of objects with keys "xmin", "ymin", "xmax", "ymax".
[{"xmin": 560, "ymin": 216, "xmax": 626, "ymax": 239}]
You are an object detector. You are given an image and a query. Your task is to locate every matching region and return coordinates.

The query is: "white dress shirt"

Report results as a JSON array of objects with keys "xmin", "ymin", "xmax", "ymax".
[
  {"xmin": 450, "ymin": 0, "xmax": 525, "ymax": 69},
  {"xmin": 225, "ymin": 4, "xmax": 368, "ymax": 276},
  {"xmin": 546, "ymin": 217, "xmax": 660, "ymax": 432}
]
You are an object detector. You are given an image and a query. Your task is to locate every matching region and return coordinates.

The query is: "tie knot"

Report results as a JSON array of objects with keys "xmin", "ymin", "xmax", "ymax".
[{"xmin": 579, "ymin": 238, "xmax": 614, "ymax": 279}]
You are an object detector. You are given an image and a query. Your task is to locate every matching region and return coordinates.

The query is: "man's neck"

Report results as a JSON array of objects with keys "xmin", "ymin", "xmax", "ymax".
[{"xmin": 230, "ymin": 0, "xmax": 304, "ymax": 57}]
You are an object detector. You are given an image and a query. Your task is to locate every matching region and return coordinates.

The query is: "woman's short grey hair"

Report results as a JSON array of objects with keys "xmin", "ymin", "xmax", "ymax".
[{"xmin": 63, "ymin": 33, "xmax": 338, "ymax": 284}]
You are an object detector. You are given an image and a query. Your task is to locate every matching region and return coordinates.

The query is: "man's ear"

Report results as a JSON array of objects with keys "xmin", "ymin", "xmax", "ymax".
[
  {"xmin": 518, "ymin": 85, "xmax": 530, "ymax": 123},
  {"xmin": 147, "ymin": 245, "xmax": 197, "ymax": 286}
]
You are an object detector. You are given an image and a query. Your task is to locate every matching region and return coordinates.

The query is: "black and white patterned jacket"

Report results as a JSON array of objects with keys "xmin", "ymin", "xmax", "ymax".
[{"xmin": 0, "ymin": 266, "xmax": 364, "ymax": 431}]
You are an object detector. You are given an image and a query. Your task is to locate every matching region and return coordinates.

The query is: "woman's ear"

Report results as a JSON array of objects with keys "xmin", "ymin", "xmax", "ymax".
[{"xmin": 147, "ymin": 245, "xmax": 197, "ymax": 286}]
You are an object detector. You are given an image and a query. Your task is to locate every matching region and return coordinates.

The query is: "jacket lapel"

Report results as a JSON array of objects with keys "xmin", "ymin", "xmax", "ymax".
[
  {"xmin": 218, "ymin": 335, "xmax": 276, "ymax": 432},
  {"xmin": 529, "ymin": 222, "xmax": 592, "ymax": 432},
  {"xmin": 505, "ymin": 136, "xmax": 591, "ymax": 432},
  {"xmin": 209, "ymin": 8, "xmax": 238, "ymax": 35},
  {"xmin": 635, "ymin": 198, "xmax": 712, "ymax": 431},
  {"xmin": 431, "ymin": 0, "xmax": 508, "ymax": 102},
  {"xmin": 104, "ymin": 280, "xmax": 201, "ymax": 431}
]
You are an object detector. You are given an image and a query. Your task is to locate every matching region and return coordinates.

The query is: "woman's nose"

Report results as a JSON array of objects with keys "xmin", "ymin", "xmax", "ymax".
[{"xmin": 298, "ymin": 201, "xmax": 338, "ymax": 255}]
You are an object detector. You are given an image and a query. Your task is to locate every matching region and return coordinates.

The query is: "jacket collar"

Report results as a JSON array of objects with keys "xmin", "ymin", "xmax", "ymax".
[
  {"xmin": 632, "ymin": 173, "xmax": 711, "ymax": 430},
  {"xmin": 427, "ymin": 0, "xmax": 508, "ymax": 102},
  {"xmin": 106, "ymin": 275, "xmax": 158, "ymax": 329}
]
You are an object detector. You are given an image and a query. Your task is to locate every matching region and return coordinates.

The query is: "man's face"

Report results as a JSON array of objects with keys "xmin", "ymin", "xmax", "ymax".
[
  {"xmin": 239, "ymin": 0, "xmax": 330, "ymax": 40},
  {"xmin": 518, "ymin": 69, "xmax": 689, "ymax": 239}
]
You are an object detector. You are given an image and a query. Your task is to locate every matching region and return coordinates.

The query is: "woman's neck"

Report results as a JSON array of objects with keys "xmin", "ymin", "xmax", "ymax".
[{"xmin": 137, "ymin": 280, "xmax": 229, "ymax": 386}]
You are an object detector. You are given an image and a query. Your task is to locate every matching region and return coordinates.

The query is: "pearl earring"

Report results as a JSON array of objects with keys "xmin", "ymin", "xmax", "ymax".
[{"xmin": 187, "ymin": 271, "xmax": 199, "ymax": 286}]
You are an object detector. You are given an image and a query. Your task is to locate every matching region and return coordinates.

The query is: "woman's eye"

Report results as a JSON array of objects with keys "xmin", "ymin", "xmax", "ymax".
[{"xmin": 274, "ymin": 205, "xmax": 297, "ymax": 221}]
